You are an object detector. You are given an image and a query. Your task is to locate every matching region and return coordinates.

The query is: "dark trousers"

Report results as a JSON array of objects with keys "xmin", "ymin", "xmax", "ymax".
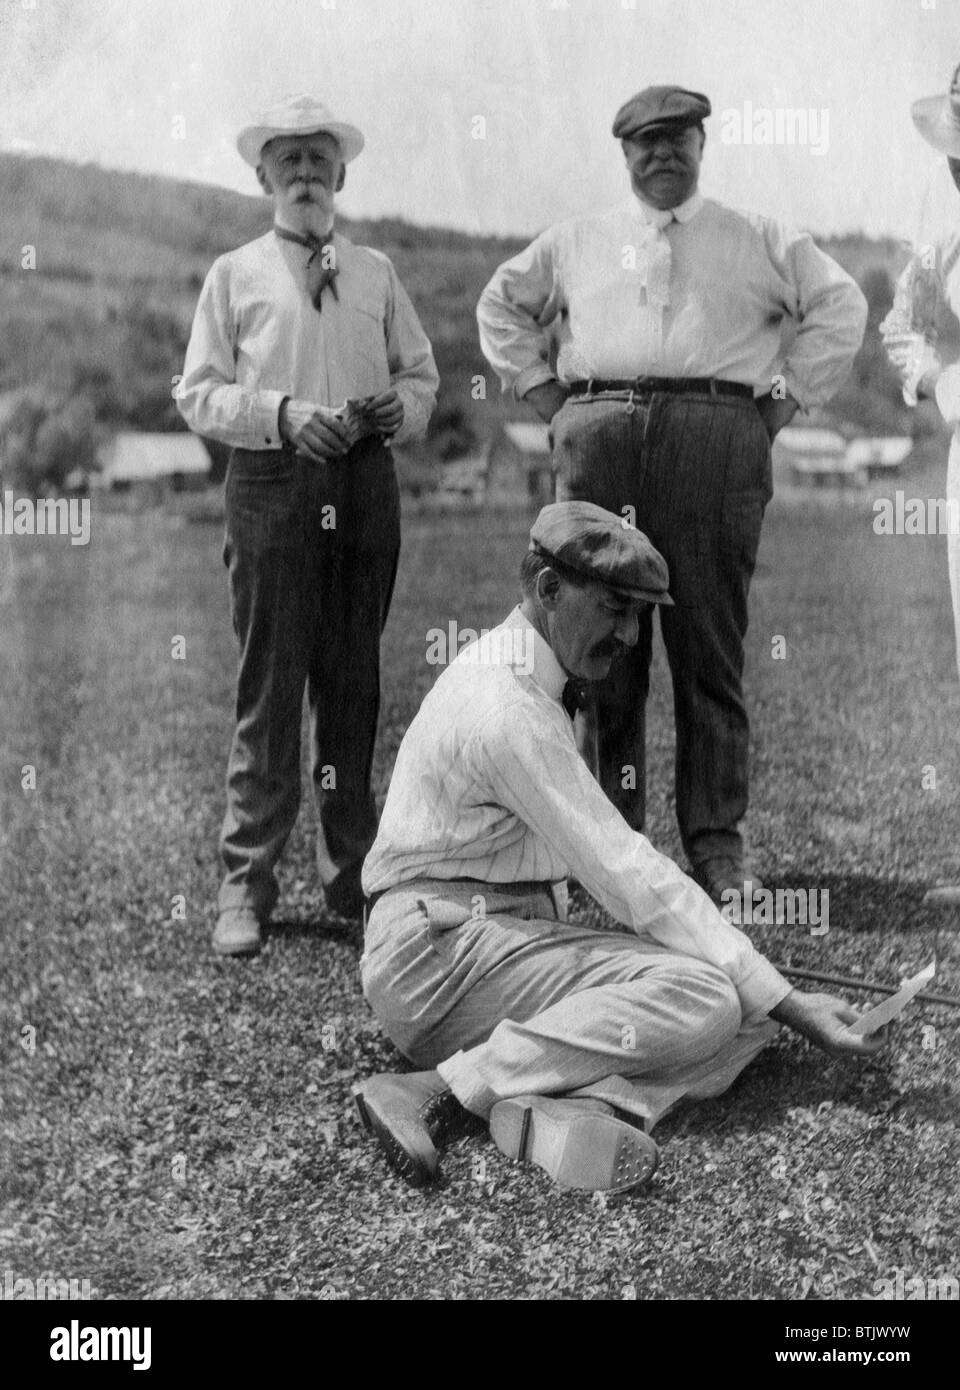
[
  {"xmin": 218, "ymin": 441, "xmax": 400, "ymax": 916},
  {"xmin": 552, "ymin": 391, "xmax": 772, "ymax": 866}
]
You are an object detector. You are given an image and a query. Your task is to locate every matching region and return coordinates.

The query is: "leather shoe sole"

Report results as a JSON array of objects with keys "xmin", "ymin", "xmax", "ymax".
[
  {"xmin": 354, "ymin": 1082, "xmax": 441, "ymax": 1188},
  {"xmin": 489, "ymin": 1095, "xmax": 658, "ymax": 1192}
]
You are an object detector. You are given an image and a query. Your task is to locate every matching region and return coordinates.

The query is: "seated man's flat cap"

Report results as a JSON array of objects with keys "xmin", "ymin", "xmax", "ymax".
[
  {"xmin": 612, "ymin": 85, "xmax": 711, "ymax": 141},
  {"xmin": 530, "ymin": 502, "xmax": 673, "ymax": 605}
]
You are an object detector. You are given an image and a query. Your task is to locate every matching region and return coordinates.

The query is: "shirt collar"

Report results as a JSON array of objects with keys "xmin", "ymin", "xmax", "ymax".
[
  {"xmin": 503, "ymin": 607, "xmax": 568, "ymax": 702},
  {"xmin": 273, "ymin": 213, "xmax": 335, "ymax": 239},
  {"xmin": 628, "ymin": 189, "xmax": 703, "ymax": 228}
]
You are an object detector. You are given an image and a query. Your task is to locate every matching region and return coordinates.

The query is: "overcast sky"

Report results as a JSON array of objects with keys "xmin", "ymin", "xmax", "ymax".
[{"xmin": 0, "ymin": 0, "xmax": 956, "ymax": 241}]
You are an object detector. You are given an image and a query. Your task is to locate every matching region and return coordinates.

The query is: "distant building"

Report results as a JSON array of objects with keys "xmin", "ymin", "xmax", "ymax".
[
  {"xmin": 773, "ymin": 426, "xmax": 913, "ymax": 489},
  {"xmin": 484, "ymin": 421, "xmax": 554, "ymax": 508},
  {"xmin": 94, "ymin": 431, "xmax": 211, "ymax": 492},
  {"xmin": 773, "ymin": 426, "xmax": 855, "ymax": 487},
  {"xmin": 844, "ymin": 436, "xmax": 913, "ymax": 479},
  {"xmin": 437, "ymin": 454, "xmax": 487, "ymax": 507}
]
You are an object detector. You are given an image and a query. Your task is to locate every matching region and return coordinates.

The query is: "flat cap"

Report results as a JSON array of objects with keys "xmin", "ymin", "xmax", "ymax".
[
  {"xmin": 530, "ymin": 502, "xmax": 673, "ymax": 605},
  {"xmin": 612, "ymin": 85, "xmax": 711, "ymax": 141}
]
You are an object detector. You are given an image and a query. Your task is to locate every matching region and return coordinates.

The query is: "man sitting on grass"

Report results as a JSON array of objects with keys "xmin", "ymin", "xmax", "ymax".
[{"xmin": 354, "ymin": 502, "xmax": 883, "ymax": 1194}]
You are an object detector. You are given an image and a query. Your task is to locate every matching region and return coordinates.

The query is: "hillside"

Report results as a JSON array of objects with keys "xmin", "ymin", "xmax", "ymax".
[{"xmin": 0, "ymin": 152, "xmax": 951, "ymax": 483}]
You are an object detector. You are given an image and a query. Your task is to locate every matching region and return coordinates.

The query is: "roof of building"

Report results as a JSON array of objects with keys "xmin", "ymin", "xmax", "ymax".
[
  {"xmin": 500, "ymin": 421, "xmax": 551, "ymax": 456},
  {"xmin": 774, "ymin": 427, "xmax": 847, "ymax": 457},
  {"xmin": 440, "ymin": 455, "xmax": 487, "ymax": 489},
  {"xmin": 96, "ymin": 432, "xmax": 210, "ymax": 483},
  {"xmin": 844, "ymin": 436, "xmax": 914, "ymax": 468}
]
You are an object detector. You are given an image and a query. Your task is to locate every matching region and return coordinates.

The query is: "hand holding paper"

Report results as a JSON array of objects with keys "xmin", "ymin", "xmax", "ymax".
[
  {"xmin": 335, "ymin": 390, "xmax": 404, "ymax": 445},
  {"xmin": 849, "ymin": 961, "xmax": 936, "ymax": 1036},
  {"xmin": 771, "ymin": 990, "xmax": 885, "ymax": 1057}
]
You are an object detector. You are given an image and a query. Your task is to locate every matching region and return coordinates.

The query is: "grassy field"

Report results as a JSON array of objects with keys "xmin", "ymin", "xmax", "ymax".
[{"xmin": 2, "ymin": 451, "xmax": 959, "ymax": 1301}]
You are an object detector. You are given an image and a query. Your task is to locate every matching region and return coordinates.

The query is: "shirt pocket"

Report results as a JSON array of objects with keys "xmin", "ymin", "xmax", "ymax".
[{"xmin": 340, "ymin": 288, "xmax": 388, "ymax": 357}]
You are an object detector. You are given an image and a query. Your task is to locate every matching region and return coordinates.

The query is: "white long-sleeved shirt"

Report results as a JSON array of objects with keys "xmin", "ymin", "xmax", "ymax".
[
  {"xmin": 362, "ymin": 606, "xmax": 791, "ymax": 1021},
  {"xmin": 177, "ymin": 229, "xmax": 439, "ymax": 449},
  {"xmin": 477, "ymin": 192, "xmax": 867, "ymax": 411}
]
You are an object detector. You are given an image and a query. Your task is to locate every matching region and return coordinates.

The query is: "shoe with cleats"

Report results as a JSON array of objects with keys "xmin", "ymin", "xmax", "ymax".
[
  {"xmin": 489, "ymin": 1095, "xmax": 658, "ymax": 1192},
  {"xmin": 354, "ymin": 1070, "xmax": 484, "ymax": 1187}
]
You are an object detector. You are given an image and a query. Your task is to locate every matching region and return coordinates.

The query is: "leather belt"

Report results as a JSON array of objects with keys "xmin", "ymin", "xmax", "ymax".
[
  {"xmin": 567, "ymin": 376, "xmax": 753, "ymax": 399},
  {"xmin": 365, "ymin": 877, "xmax": 557, "ymax": 917}
]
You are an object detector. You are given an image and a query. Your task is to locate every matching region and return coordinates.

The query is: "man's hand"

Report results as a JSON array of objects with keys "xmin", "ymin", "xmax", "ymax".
[
  {"xmin": 882, "ymin": 332, "xmax": 943, "ymax": 401},
  {"xmin": 523, "ymin": 380, "xmax": 571, "ymax": 424},
  {"xmin": 754, "ymin": 391, "xmax": 800, "ymax": 442},
  {"xmin": 770, "ymin": 989, "xmax": 886, "ymax": 1058},
  {"xmin": 279, "ymin": 398, "xmax": 350, "ymax": 461},
  {"xmin": 367, "ymin": 389, "xmax": 404, "ymax": 438}
]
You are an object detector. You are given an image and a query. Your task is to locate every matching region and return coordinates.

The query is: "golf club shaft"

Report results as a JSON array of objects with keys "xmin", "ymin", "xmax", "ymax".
[{"xmin": 775, "ymin": 964, "xmax": 960, "ymax": 1009}]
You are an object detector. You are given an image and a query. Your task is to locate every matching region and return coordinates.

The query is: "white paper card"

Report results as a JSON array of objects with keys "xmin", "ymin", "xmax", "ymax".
[{"xmin": 849, "ymin": 960, "xmax": 936, "ymax": 1036}]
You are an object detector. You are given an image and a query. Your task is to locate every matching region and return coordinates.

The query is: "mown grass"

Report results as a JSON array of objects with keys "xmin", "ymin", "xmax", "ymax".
[{"xmin": 1, "ymin": 451, "xmax": 959, "ymax": 1300}]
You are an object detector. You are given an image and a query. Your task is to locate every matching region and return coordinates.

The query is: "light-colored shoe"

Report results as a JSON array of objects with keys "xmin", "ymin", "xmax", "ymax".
[
  {"xmin": 212, "ymin": 906, "xmax": 262, "ymax": 957},
  {"xmin": 489, "ymin": 1095, "xmax": 658, "ymax": 1192}
]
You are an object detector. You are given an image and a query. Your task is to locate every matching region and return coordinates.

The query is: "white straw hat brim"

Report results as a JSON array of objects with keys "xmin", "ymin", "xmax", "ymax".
[
  {"xmin": 237, "ymin": 119, "xmax": 364, "ymax": 168},
  {"xmin": 912, "ymin": 95, "xmax": 960, "ymax": 158}
]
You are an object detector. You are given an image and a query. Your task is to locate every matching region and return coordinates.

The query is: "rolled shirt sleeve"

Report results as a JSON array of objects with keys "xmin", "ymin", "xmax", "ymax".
[
  {"xmin": 176, "ymin": 257, "xmax": 286, "ymax": 449},
  {"xmin": 472, "ymin": 696, "xmax": 792, "ymax": 1021},
  {"xmin": 382, "ymin": 257, "xmax": 440, "ymax": 446},
  {"xmin": 477, "ymin": 229, "xmax": 564, "ymax": 400},
  {"xmin": 767, "ymin": 222, "xmax": 868, "ymax": 410}
]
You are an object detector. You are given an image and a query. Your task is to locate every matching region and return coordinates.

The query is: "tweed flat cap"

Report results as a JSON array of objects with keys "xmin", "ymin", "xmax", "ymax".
[
  {"xmin": 530, "ymin": 502, "xmax": 673, "ymax": 605},
  {"xmin": 612, "ymin": 85, "xmax": 711, "ymax": 141}
]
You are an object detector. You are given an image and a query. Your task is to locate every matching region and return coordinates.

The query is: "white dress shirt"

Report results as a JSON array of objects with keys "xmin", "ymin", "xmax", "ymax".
[
  {"xmin": 477, "ymin": 192, "xmax": 867, "ymax": 409},
  {"xmin": 362, "ymin": 606, "xmax": 791, "ymax": 1021},
  {"xmin": 177, "ymin": 229, "xmax": 438, "ymax": 449}
]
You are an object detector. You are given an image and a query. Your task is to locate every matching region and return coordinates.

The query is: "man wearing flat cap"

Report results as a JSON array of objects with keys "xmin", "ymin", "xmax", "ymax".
[
  {"xmin": 478, "ymin": 84, "xmax": 867, "ymax": 909},
  {"xmin": 178, "ymin": 95, "xmax": 439, "ymax": 955},
  {"xmin": 354, "ymin": 503, "xmax": 881, "ymax": 1194}
]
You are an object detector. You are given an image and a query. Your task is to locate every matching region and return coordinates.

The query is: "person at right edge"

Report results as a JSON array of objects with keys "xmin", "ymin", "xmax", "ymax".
[
  {"xmin": 882, "ymin": 62, "xmax": 960, "ymax": 899},
  {"xmin": 477, "ymin": 84, "xmax": 867, "ymax": 910}
]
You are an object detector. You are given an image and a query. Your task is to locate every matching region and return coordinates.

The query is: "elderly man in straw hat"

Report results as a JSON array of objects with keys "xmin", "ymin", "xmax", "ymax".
[
  {"xmin": 178, "ymin": 96, "xmax": 438, "ymax": 956},
  {"xmin": 478, "ymin": 85, "xmax": 867, "ymax": 912},
  {"xmin": 354, "ymin": 502, "xmax": 882, "ymax": 1195}
]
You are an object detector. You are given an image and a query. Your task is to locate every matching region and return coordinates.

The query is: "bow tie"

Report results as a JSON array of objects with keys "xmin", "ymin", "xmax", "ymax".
[
  {"xmin": 274, "ymin": 226, "xmax": 340, "ymax": 312},
  {"xmin": 562, "ymin": 679, "xmax": 589, "ymax": 720}
]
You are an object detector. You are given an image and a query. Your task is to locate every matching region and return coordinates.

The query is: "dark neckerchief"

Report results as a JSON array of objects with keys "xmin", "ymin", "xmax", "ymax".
[
  {"xmin": 562, "ymin": 679, "xmax": 590, "ymax": 720},
  {"xmin": 274, "ymin": 224, "xmax": 340, "ymax": 312}
]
